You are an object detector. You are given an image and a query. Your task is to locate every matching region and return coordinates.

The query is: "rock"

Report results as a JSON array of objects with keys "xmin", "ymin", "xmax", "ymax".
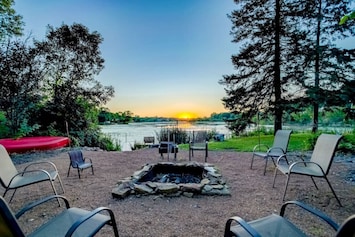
[
  {"xmin": 200, "ymin": 178, "xmax": 210, "ymax": 185},
  {"xmin": 112, "ymin": 186, "xmax": 131, "ymax": 199},
  {"xmin": 156, "ymin": 183, "xmax": 179, "ymax": 194},
  {"xmin": 179, "ymin": 183, "xmax": 203, "ymax": 193},
  {"xmin": 134, "ymin": 184, "xmax": 154, "ymax": 194},
  {"xmin": 182, "ymin": 192, "xmax": 194, "ymax": 198}
]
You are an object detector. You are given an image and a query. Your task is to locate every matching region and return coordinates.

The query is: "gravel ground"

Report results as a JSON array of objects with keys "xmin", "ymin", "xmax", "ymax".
[{"xmin": 5, "ymin": 147, "xmax": 355, "ymax": 237}]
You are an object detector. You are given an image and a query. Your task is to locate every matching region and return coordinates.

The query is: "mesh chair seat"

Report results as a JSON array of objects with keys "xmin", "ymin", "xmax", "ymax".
[
  {"xmin": 28, "ymin": 207, "xmax": 112, "ymax": 237},
  {"xmin": 8, "ymin": 170, "xmax": 59, "ymax": 189}
]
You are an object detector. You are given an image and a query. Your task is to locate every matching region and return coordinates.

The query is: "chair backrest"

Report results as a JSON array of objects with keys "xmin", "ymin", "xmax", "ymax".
[
  {"xmin": 0, "ymin": 145, "xmax": 19, "ymax": 188},
  {"xmin": 336, "ymin": 214, "xmax": 355, "ymax": 237},
  {"xmin": 191, "ymin": 131, "xmax": 208, "ymax": 143},
  {"xmin": 310, "ymin": 134, "xmax": 343, "ymax": 175},
  {"xmin": 272, "ymin": 130, "xmax": 293, "ymax": 151},
  {"xmin": 0, "ymin": 196, "xmax": 25, "ymax": 237},
  {"xmin": 68, "ymin": 150, "xmax": 85, "ymax": 168}
]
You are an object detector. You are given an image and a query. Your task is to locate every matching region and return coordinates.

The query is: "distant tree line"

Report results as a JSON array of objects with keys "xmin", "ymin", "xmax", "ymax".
[{"xmin": 98, "ymin": 109, "xmax": 354, "ymax": 129}]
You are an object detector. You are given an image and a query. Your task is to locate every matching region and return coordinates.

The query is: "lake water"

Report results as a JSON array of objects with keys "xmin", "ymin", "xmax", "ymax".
[
  {"xmin": 100, "ymin": 121, "xmax": 353, "ymax": 151},
  {"xmin": 100, "ymin": 121, "xmax": 233, "ymax": 150}
]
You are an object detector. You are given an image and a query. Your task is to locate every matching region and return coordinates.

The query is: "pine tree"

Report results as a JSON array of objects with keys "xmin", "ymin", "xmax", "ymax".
[
  {"xmin": 291, "ymin": 0, "xmax": 355, "ymax": 132},
  {"xmin": 220, "ymin": 0, "xmax": 293, "ymax": 133},
  {"xmin": 220, "ymin": 0, "xmax": 354, "ymax": 134}
]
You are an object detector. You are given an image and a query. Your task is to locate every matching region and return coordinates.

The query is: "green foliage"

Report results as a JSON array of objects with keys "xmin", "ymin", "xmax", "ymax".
[
  {"xmin": 339, "ymin": 11, "xmax": 355, "ymax": 25},
  {"xmin": 244, "ymin": 126, "xmax": 274, "ymax": 137},
  {"xmin": 0, "ymin": 111, "xmax": 10, "ymax": 137},
  {"xmin": 99, "ymin": 109, "xmax": 134, "ymax": 124},
  {"xmin": 14, "ymin": 118, "xmax": 40, "ymax": 138},
  {"xmin": 289, "ymin": 108, "xmax": 313, "ymax": 125},
  {"xmin": 131, "ymin": 141, "xmax": 146, "ymax": 150},
  {"xmin": 97, "ymin": 134, "xmax": 120, "ymax": 151},
  {"xmin": 209, "ymin": 112, "xmax": 237, "ymax": 122},
  {"xmin": 221, "ymin": 0, "xmax": 355, "ymax": 135},
  {"xmin": 0, "ymin": 0, "xmax": 24, "ymax": 41},
  {"xmin": 339, "ymin": 132, "xmax": 355, "ymax": 153},
  {"xmin": 0, "ymin": 40, "xmax": 43, "ymax": 138}
]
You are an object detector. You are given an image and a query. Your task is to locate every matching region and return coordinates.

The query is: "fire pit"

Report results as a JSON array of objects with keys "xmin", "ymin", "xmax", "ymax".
[{"xmin": 112, "ymin": 162, "xmax": 230, "ymax": 199}]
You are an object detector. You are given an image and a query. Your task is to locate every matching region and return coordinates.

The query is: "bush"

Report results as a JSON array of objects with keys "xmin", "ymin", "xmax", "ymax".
[{"xmin": 156, "ymin": 127, "xmax": 189, "ymax": 144}]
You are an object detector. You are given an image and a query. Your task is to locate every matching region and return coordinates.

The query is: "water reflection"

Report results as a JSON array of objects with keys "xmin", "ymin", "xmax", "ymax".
[{"xmin": 100, "ymin": 121, "xmax": 232, "ymax": 149}]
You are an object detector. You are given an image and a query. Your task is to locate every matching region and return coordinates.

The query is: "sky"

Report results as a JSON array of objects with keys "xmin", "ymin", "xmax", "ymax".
[{"xmin": 13, "ymin": 0, "xmax": 237, "ymax": 118}]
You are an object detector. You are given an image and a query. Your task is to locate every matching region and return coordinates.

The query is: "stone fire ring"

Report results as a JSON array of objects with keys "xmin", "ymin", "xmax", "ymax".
[{"xmin": 112, "ymin": 161, "xmax": 231, "ymax": 199}]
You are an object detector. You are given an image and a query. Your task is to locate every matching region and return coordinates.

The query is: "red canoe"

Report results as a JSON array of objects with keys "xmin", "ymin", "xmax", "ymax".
[{"xmin": 0, "ymin": 136, "xmax": 70, "ymax": 153}]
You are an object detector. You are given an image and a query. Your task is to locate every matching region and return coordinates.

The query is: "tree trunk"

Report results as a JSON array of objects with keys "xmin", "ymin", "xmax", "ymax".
[
  {"xmin": 312, "ymin": 0, "xmax": 321, "ymax": 133},
  {"xmin": 274, "ymin": 0, "xmax": 282, "ymax": 133}
]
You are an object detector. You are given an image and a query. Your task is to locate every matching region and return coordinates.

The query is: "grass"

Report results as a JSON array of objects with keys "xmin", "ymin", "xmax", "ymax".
[{"xmin": 179, "ymin": 132, "xmax": 355, "ymax": 153}]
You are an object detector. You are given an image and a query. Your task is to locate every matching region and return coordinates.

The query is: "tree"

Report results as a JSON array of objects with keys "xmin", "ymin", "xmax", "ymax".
[
  {"xmin": 292, "ymin": 0, "xmax": 355, "ymax": 132},
  {"xmin": 220, "ymin": 0, "xmax": 354, "ymax": 134},
  {"xmin": 0, "ymin": 0, "xmax": 24, "ymax": 41},
  {"xmin": 0, "ymin": 40, "xmax": 42, "ymax": 137},
  {"xmin": 33, "ymin": 23, "xmax": 114, "ymax": 145},
  {"xmin": 220, "ymin": 0, "xmax": 295, "ymax": 134}
]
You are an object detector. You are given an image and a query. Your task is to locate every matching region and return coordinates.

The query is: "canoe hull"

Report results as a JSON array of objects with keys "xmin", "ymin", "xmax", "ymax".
[{"xmin": 0, "ymin": 136, "xmax": 70, "ymax": 153}]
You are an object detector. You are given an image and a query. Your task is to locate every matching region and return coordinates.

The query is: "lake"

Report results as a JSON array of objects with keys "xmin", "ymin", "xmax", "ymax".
[
  {"xmin": 100, "ymin": 121, "xmax": 233, "ymax": 150},
  {"xmin": 100, "ymin": 121, "xmax": 353, "ymax": 151}
]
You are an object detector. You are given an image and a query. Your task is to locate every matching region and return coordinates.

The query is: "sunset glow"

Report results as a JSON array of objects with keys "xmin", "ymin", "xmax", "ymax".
[{"xmin": 176, "ymin": 112, "xmax": 198, "ymax": 120}]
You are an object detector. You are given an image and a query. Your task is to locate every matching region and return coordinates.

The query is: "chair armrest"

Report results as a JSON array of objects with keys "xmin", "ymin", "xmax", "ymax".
[
  {"xmin": 65, "ymin": 207, "xmax": 116, "ymax": 237},
  {"xmin": 276, "ymin": 153, "xmax": 306, "ymax": 166},
  {"xmin": 253, "ymin": 144, "xmax": 269, "ymax": 152},
  {"xmin": 23, "ymin": 161, "xmax": 59, "ymax": 172},
  {"xmin": 276, "ymin": 154, "xmax": 289, "ymax": 164},
  {"xmin": 15, "ymin": 195, "xmax": 70, "ymax": 218},
  {"xmin": 82, "ymin": 157, "xmax": 93, "ymax": 164},
  {"xmin": 280, "ymin": 200, "xmax": 339, "ymax": 231},
  {"xmin": 267, "ymin": 146, "xmax": 285, "ymax": 154},
  {"xmin": 224, "ymin": 216, "xmax": 262, "ymax": 237},
  {"xmin": 289, "ymin": 161, "xmax": 326, "ymax": 174}
]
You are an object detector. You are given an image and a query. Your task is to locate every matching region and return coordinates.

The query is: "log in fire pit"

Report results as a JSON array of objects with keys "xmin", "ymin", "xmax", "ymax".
[{"xmin": 112, "ymin": 162, "xmax": 230, "ymax": 199}]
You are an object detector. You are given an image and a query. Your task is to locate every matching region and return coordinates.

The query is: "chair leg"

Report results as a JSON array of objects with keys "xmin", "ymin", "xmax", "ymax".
[
  {"xmin": 324, "ymin": 176, "xmax": 342, "ymax": 206},
  {"xmin": 263, "ymin": 157, "xmax": 269, "ymax": 175},
  {"xmin": 77, "ymin": 168, "xmax": 81, "ymax": 179},
  {"xmin": 8, "ymin": 189, "xmax": 17, "ymax": 203},
  {"xmin": 282, "ymin": 174, "xmax": 291, "ymax": 201},
  {"xmin": 270, "ymin": 157, "xmax": 277, "ymax": 166},
  {"xmin": 272, "ymin": 167, "xmax": 279, "ymax": 188},
  {"xmin": 57, "ymin": 174, "xmax": 65, "ymax": 194},
  {"xmin": 67, "ymin": 164, "xmax": 71, "ymax": 177},
  {"xmin": 310, "ymin": 176, "xmax": 319, "ymax": 189},
  {"xmin": 205, "ymin": 143, "xmax": 208, "ymax": 162},
  {"xmin": 250, "ymin": 154, "xmax": 255, "ymax": 169},
  {"xmin": 91, "ymin": 165, "xmax": 94, "ymax": 175},
  {"xmin": 48, "ymin": 179, "xmax": 62, "ymax": 206}
]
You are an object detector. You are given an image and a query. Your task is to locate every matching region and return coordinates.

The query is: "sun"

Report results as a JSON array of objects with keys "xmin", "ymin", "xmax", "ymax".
[{"xmin": 176, "ymin": 112, "xmax": 197, "ymax": 121}]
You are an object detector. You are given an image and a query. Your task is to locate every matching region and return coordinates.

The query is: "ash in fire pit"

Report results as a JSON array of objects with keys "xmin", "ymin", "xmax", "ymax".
[
  {"xmin": 112, "ymin": 162, "xmax": 230, "ymax": 199},
  {"xmin": 138, "ymin": 163, "xmax": 203, "ymax": 184},
  {"xmin": 151, "ymin": 173, "xmax": 201, "ymax": 184}
]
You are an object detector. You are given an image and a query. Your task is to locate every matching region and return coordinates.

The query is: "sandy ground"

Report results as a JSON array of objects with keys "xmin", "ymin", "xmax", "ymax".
[{"xmin": 5, "ymin": 147, "xmax": 355, "ymax": 237}]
